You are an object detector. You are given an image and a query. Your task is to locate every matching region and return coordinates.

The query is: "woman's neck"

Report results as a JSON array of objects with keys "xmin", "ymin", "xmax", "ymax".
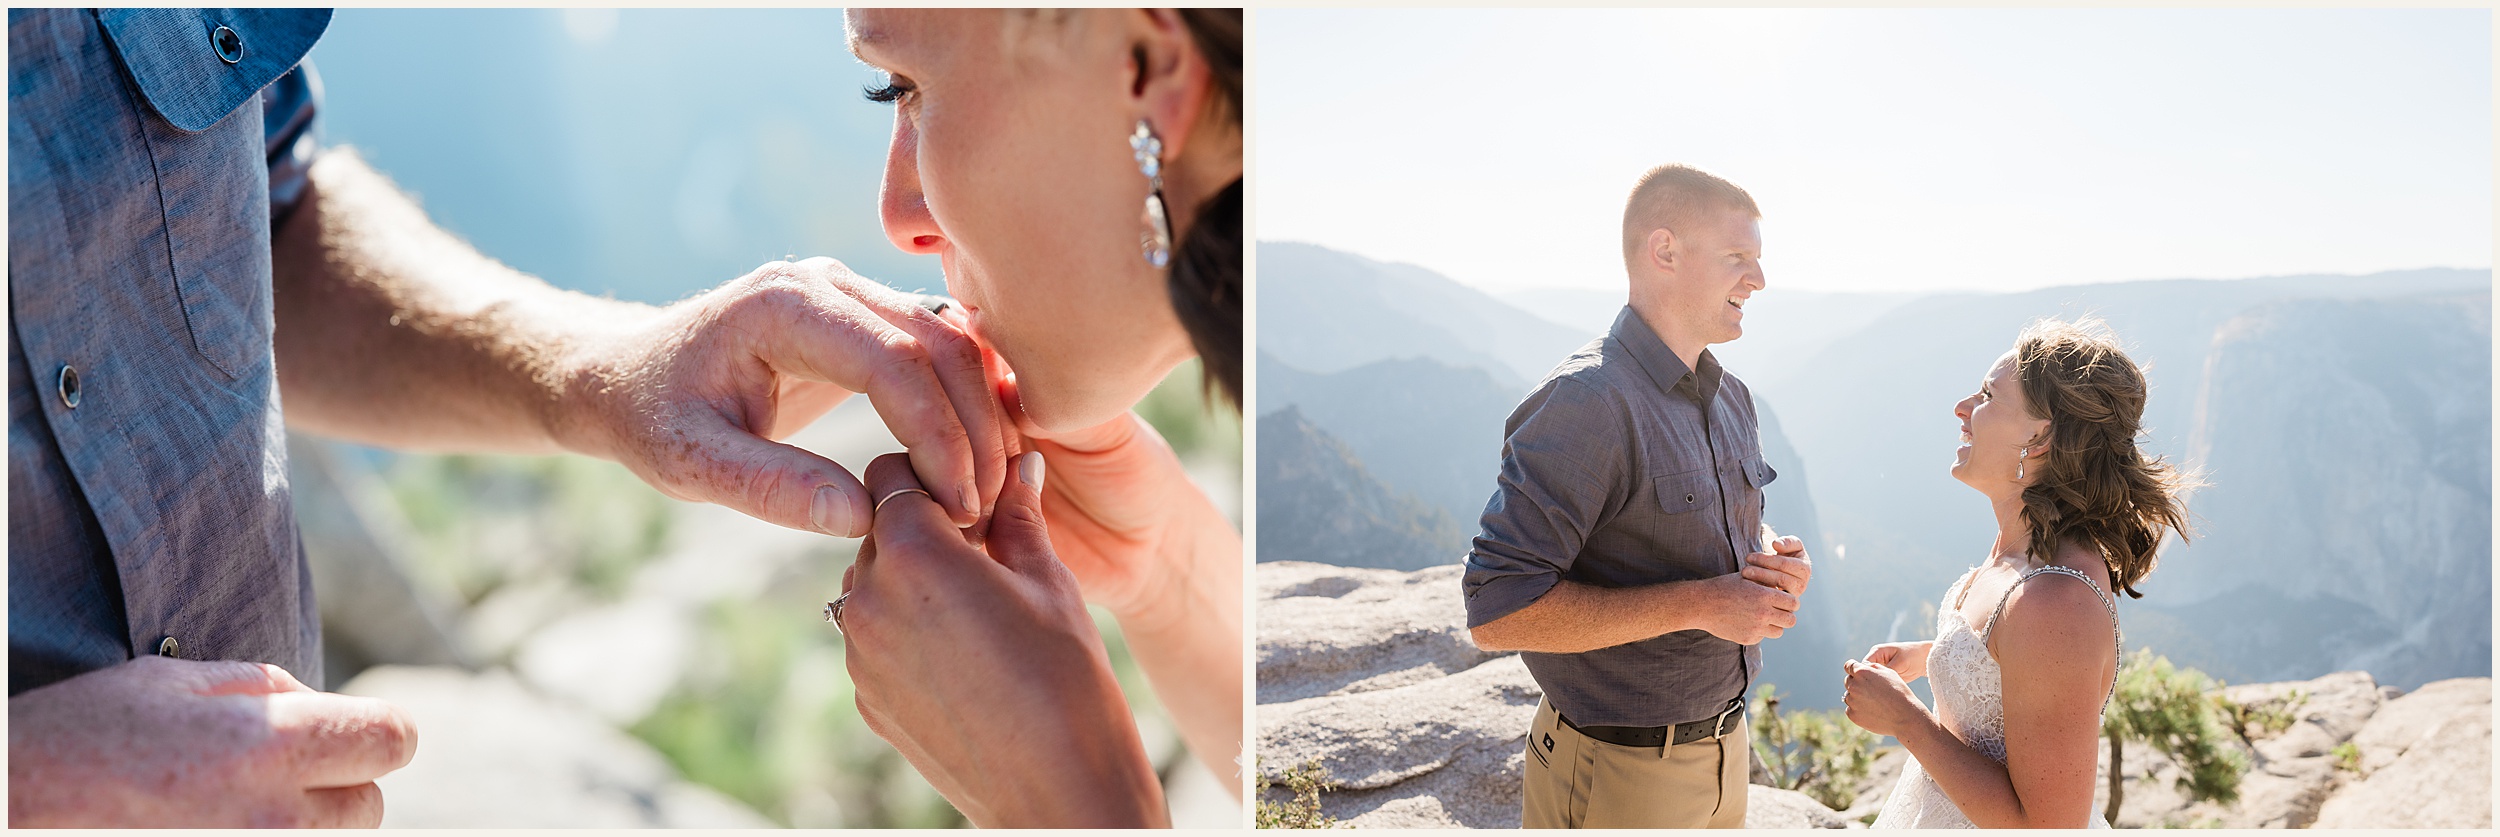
[{"xmin": 1986, "ymin": 489, "xmax": 2040, "ymax": 569}]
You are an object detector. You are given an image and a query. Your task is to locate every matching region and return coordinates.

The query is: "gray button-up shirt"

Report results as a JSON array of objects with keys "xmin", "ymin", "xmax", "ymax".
[
  {"xmin": 9, "ymin": 8, "xmax": 330, "ymax": 694},
  {"xmin": 1462, "ymin": 306, "xmax": 1776, "ymax": 728}
]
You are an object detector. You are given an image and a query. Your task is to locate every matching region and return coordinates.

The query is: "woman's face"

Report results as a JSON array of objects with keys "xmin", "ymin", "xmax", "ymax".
[
  {"xmin": 1951, "ymin": 351, "xmax": 2051, "ymax": 493},
  {"xmin": 849, "ymin": 9, "xmax": 1191, "ymax": 433}
]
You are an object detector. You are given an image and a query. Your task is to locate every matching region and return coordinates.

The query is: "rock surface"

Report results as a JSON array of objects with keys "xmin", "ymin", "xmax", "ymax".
[
  {"xmin": 340, "ymin": 665, "xmax": 773, "ymax": 828},
  {"xmin": 1260, "ymin": 560, "xmax": 2493, "ymax": 830},
  {"xmin": 2314, "ymin": 678, "xmax": 2494, "ymax": 829}
]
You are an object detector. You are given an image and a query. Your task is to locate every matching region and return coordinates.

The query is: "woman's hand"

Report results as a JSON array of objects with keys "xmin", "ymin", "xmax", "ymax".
[
  {"xmin": 1842, "ymin": 659, "xmax": 1930, "ymax": 739},
  {"xmin": 991, "ymin": 356, "xmax": 1245, "ymax": 799},
  {"xmin": 1863, "ymin": 640, "xmax": 1935, "ymax": 682},
  {"xmin": 1013, "ymin": 404, "xmax": 1201, "ymax": 622},
  {"xmin": 555, "ymin": 258, "xmax": 1012, "ymax": 538},
  {"xmin": 834, "ymin": 452, "xmax": 1165, "ymax": 828}
]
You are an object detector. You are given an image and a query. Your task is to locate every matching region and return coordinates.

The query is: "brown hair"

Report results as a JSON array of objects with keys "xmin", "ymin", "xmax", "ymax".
[
  {"xmin": 1171, "ymin": 8, "xmax": 1241, "ymax": 408},
  {"xmin": 1621, "ymin": 164, "xmax": 1760, "ymax": 272},
  {"xmin": 2011, "ymin": 318, "xmax": 2198, "ymax": 598}
]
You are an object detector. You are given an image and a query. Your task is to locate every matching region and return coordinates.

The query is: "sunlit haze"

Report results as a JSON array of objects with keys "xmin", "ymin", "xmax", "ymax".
[{"xmin": 1257, "ymin": 8, "xmax": 2491, "ymax": 296}]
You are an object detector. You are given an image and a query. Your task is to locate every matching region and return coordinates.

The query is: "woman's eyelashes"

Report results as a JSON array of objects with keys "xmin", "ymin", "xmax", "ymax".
[{"xmin": 863, "ymin": 75, "xmax": 916, "ymax": 105}]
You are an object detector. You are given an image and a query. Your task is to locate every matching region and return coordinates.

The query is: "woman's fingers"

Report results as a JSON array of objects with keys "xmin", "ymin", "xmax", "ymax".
[
  {"xmin": 862, "ymin": 452, "xmax": 976, "ymax": 555},
  {"xmin": 982, "ymin": 452, "xmax": 1074, "ymax": 581}
]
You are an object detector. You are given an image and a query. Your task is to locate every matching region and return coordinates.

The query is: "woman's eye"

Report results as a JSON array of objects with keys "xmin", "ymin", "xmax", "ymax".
[{"xmin": 862, "ymin": 75, "xmax": 915, "ymax": 105}]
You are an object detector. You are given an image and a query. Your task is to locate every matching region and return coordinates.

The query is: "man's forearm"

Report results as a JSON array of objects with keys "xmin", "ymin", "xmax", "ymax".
[
  {"xmin": 270, "ymin": 148, "xmax": 650, "ymax": 454},
  {"xmin": 1469, "ymin": 578, "xmax": 1708, "ymax": 653}
]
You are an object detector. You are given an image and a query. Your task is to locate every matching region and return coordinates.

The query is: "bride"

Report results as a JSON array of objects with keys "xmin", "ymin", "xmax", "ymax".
[{"xmin": 1841, "ymin": 319, "xmax": 2194, "ymax": 828}]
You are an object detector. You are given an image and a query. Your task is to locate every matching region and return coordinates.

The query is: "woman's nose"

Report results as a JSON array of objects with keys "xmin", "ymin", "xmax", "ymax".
[{"xmin": 878, "ymin": 117, "xmax": 944, "ymax": 256}]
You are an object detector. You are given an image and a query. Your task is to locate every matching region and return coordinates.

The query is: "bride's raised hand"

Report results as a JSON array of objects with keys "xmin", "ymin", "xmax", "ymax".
[
  {"xmin": 993, "ymin": 370, "xmax": 1216, "ymax": 626},
  {"xmin": 833, "ymin": 452, "xmax": 1165, "ymax": 827},
  {"xmin": 1863, "ymin": 641, "xmax": 1934, "ymax": 682},
  {"xmin": 985, "ymin": 352, "xmax": 1246, "ymax": 796},
  {"xmin": 1842, "ymin": 658, "xmax": 1928, "ymax": 738}
]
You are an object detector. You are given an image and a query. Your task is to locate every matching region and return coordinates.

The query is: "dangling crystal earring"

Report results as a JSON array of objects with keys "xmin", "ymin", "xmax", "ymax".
[
  {"xmin": 1130, "ymin": 119, "xmax": 1172, "ymax": 268},
  {"xmin": 2016, "ymin": 448, "xmax": 2028, "ymax": 481}
]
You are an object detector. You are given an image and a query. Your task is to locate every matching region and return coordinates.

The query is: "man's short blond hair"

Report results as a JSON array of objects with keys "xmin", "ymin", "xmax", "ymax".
[{"xmin": 1621, "ymin": 165, "xmax": 1760, "ymax": 271}]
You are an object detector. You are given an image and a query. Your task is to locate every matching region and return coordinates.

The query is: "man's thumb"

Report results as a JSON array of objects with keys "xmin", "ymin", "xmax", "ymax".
[{"xmin": 983, "ymin": 451, "xmax": 1055, "ymax": 573}]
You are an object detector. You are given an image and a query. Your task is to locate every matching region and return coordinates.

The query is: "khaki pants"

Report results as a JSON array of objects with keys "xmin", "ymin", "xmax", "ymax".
[{"xmin": 1520, "ymin": 696, "xmax": 1749, "ymax": 828}]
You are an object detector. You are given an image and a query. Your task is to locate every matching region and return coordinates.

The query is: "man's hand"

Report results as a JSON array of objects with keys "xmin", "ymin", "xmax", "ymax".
[
  {"xmin": 274, "ymin": 154, "xmax": 1011, "ymax": 537},
  {"xmin": 1689, "ymin": 572, "xmax": 1802, "ymax": 645},
  {"xmin": 554, "ymin": 258, "xmax": 1011, "ymax": 537},
  {"xmin": 8, "ymin": 656, "xmax": 417, "ymax": 827},
  {"xmin": 1739, "ymin": 535, "xmax": 1812, "ymax": 597}
]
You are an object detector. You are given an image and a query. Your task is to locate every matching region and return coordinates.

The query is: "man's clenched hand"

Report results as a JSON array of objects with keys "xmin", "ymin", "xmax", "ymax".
[{"xmin": 9, "ymin": 656, "xmax": 417, "ymax": 827}]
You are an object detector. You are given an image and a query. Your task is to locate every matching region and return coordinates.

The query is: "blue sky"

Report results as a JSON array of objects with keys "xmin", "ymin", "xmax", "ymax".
[
  {"xmin": 1256, "ymin": 8, "xmax": 2493, "ymax": 295},
  {"xmin": 313, "ymin": 9, "xmax": 924, "ymax": 305}
]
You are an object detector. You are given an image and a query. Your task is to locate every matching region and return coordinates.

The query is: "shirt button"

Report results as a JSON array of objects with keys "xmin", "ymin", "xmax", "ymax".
[
  {"xmin": 1685, "ymin": 493, "xmax": 1697, "ymax": 504},
  {"xmin": 55, "ymin": 364, "xmax": 80, "ymax": 409},
  {"xmin": 211, "ymin": 25, "xmax": 244, "ymax": 65},
  {"xmin": 156, "ymin": 636, "xmax": 182, "ymax": 658}
]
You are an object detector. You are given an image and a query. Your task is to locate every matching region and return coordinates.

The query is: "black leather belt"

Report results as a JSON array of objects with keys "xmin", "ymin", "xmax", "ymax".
[{"xmin": 1560, "ymin": 698, "xmax": 1746, "ymax": 748}]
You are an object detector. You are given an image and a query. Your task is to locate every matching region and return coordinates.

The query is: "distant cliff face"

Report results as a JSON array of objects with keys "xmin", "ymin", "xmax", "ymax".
[
  {"xmin": 1766, "ymin": 272, "xmax": 2492, "ymax": 695},
  {"xmin": 1260, "ymin": 352, "xmax": 1523, "ymax": 529},
  {"xmin": 1256, "ymin": 405, "xmax": 1468, "ymax": 571},
  {"xmin": 2131, "ymin": 292, "xmax": 2493, "ymax": 688}
]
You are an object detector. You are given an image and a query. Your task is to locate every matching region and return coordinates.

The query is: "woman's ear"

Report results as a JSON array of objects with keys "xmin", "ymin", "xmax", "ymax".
[{"xmin": 1125, "ymin": 9, "xmax": 1211, "ymax": 162}]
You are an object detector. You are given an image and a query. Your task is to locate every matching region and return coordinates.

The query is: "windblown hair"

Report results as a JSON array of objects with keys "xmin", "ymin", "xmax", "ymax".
[
  {"xmin": 1171, "ymin": 9, "xmax": 1241, "ymax": 408},
  {"xmin": 2011, "ymin": 318, "xmax": 2199, "ymax": 598},
  {"xmin": 1621, "ymin": 164, "xmax": 1759, "ymax": 272}
]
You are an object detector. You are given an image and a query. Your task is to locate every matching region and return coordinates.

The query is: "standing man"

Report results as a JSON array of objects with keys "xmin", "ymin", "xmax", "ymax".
[
  {"xmin": 1462, "ymin": 165, "xmax": 1814, "ymax": 828},
  {"xmin": 9, "ymin": 8, "xmax": 1008, "ymax": 826}
]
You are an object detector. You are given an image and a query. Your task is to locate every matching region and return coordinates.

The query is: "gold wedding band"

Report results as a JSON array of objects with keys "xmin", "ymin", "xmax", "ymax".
[{"xmin": 874, "ymin": 487, "xmax": 932, "ymax": 513}]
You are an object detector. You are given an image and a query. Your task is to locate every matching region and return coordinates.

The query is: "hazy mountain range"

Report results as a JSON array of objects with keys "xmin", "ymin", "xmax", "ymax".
[{"xmin": 1257, "ymin": 240, "xmax": 2491, "ymax": 706}]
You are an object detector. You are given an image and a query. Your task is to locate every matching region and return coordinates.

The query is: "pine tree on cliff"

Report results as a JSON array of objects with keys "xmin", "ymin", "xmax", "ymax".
[{"xmin": 2101, "ymin": 649, "xmax": 2248, "ymax": 823}]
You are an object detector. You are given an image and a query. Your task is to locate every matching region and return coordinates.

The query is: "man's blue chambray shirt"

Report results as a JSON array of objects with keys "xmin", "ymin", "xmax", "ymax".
[
  {"xmin": 1462, "ymin": 306, "xmax": 1777, "ymax": 729},
  {"xmin": 9, "ymin": 8, "xmax": 332, "ymax": 694}
]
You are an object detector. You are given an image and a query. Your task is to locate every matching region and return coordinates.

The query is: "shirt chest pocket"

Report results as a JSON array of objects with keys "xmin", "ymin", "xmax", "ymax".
[
  {"xmin": 98, "ymin": 10, "xmax": 318, "ymax": 382},
  {"xmin": 1743, "ymin": 453, "xmax": 1778, "ymax": 491},
  {"xmin": 1654, "ymin": 469, "xmax": 1717, "ymax": 516}
]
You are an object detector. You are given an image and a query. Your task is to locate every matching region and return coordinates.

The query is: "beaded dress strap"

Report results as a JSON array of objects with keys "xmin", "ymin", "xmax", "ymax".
[{"xmin": 1981, "ymin": 565, "xmax": 2124, "ymax": 709}]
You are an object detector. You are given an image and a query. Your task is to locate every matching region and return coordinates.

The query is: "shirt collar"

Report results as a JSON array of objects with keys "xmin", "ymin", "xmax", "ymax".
[{"xmin": 1611, "ymin": 306, "xmax": 1722, "ymax": 406}]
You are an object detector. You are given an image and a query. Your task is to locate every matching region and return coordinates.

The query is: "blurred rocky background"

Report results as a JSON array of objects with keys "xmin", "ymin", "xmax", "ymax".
[
  {"xmin": 299, "ymin": 365, "xmax": 1240, "ymax": 828},
  {"xmin": 1254, "ymin": 560, "xmax": 2491, "ymax": 829}
]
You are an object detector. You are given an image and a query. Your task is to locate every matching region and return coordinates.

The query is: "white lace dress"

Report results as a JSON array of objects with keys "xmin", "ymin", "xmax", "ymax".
[{"xmin": 1870, "ymin": 565, "xmax": 2120, "ymax": 829}]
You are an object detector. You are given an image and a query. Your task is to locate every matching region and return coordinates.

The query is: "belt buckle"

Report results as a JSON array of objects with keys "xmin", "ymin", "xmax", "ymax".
[{"xmin": 1709, "ymin": 698, "xmax": 1743, "ymax": 741}]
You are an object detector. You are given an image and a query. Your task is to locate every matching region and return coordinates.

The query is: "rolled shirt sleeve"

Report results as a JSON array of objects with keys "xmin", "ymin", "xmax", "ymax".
[
  {"xmin": 1462, "ymin": 375, "xmax": 1629, "ymax": 628},
  {"xmin": 262, "ymin": 61, "xmax": 321, "ymax": 224}
]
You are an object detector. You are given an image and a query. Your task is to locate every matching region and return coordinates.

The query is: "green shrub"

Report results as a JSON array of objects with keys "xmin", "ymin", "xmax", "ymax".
[
  {"xmin": 2215, "ymin": 687, "xmax": 2305, "ymax": 743},
  {"xmin": 1254, "ymin": 758, "xmax": 1341, "ymax": 829},
  {"xmin": 2102, "ymin": 650, "xmax": 2250, "ymax": 823},
  {"xmin": 2330, "ymin": 741, "xmax": 2362, "ymax": 774},
  {"xmin": 1750, "ymin": 684, "xmax": 1881, "ymax": 810}
]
